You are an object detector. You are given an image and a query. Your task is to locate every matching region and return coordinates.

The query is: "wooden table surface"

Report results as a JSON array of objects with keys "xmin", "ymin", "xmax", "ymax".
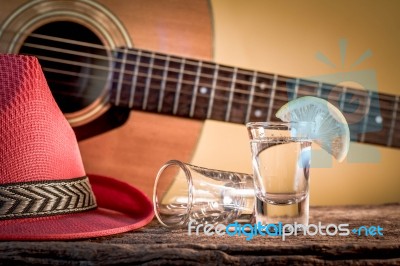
[{"xmin": 0, "ymin": 204, "xmax": 399, "ymax": 265}]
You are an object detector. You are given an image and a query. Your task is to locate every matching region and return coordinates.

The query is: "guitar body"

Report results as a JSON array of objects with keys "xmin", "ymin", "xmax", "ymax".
[
  {"xmin": 75, "ymin": 0, "xmax": 212, "ymax": 198},
  {"xmin": 1, "ymin": 0, "xmax": 399, "ymax": 205},
  {"xmin": 0, "ymin": 0, "xmax": 211, "ymax": 197}
]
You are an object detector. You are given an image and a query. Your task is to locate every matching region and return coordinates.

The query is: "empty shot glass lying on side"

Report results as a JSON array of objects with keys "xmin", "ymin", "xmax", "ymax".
[{"xmin": 153, "ymin": 160, "xmax": 255, "ymax": 228}]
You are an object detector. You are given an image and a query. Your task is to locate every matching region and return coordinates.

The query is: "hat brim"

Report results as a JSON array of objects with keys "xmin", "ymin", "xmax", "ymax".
[{"xmin": 0, "ymin": 174, "xmax": 154, "ymax": 240}]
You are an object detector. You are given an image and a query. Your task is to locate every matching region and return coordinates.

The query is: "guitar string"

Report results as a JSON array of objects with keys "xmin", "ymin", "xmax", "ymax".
[
  {"xmin": 42, "ymin": 70, "xmax": 367, "ymax": 114},
  {"xmin": 24, "ymin": 32, "xmax": 398, "ymax": 102},
  {"xmin": 40, "ymin": 61, "xmax": 390, "ymax": 117},
  {"xmin": 18, "ymin": 33, "xmax": 398, "ymax": 114},
  {"xmin": 40, "ymin": 65, "xmax": 397, "ymax": 126},
  {"xmin": 46, "ymin": 81, "xmax": 397, "ymax": 136},
  {"xmin": 23, "ymin": 38, "xmax": 395, "ymax": 102},
  {"xmin": 36, "ymin": 57, "xmax": 378, "ymax": 121},
  {"xmin": 28, "ymin": 49, "xmax": 390, "ymax": 115},
  {"xmin": 39, "ymin": 70, "xmax": 400, "ymax": 129},
  {"xmin": 22, "ymin": 41, "xmax": 398, "ymax": 122},
  {"xmin": 25, "ymin": 42, "xmax": 329, "ymax": 92},
  {"xmin": 36, "ymin": 69, "xmax": 400, "ymax": 131},
  {"xmin": 28, "ymin": 53, "xmax": 396, "ymax": 121},
  {"xmin": 43, "ymin": 69, "xmax": 301, "ymax": 108},
  {"xmin": 23, "ymin": 33, "xmax": 398, "ymax": 106},
  {"xmin": 25, "ymin": 34, "xmax": 397, "ymax": 97},
  {"xmin": 44, "ymin": 70, "xmax": 397, "ymax": 130},
  {"xmin": 36, "ymin": 55, "xmax": 397, "ymax": 120},
  {"xmin": 3, "ymin": 32, "xmax": 395, "ymax": 144},
  {"xmin": 19, "ymin": 34, "xmax": 395, "ymax": 96},
  {"xmin": 24, "ymin": 37, "xmax": 336, "ymax": 89}
]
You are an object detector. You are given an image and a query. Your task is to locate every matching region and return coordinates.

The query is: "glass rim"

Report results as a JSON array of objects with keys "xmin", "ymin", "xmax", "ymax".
[
  {"xmin": 153, "ymin": 160, "xmax": 193, "ymax": 228},
  {"xmin": 246, "ymin": 121, "xmax": 315, "ymax": 128}
]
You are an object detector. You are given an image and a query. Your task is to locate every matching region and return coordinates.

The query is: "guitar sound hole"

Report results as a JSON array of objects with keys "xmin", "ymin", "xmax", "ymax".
[{"xmin": 19, "ymin": 21, "xmax": 109, "ymax": 114}]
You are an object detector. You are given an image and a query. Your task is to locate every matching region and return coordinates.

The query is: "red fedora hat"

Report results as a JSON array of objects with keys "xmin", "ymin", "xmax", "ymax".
[{"xmin": 0, "ymin": 54, "xmax": 153, "ymax": 240}]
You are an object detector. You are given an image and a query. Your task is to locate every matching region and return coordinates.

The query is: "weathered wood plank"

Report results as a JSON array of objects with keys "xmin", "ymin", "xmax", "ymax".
[{"xmin": 0, "ymin": 204, "xmax": 399, "ymax": 265}]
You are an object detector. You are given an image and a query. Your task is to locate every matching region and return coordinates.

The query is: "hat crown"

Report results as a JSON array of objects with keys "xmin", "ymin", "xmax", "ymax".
[
  {"xmin": 0, "ymin": 55, "xmax": 85, "ymax": 185},
  {"xmin": 0, "ymin": 55, "xmax": 153, "ymax": 239}
]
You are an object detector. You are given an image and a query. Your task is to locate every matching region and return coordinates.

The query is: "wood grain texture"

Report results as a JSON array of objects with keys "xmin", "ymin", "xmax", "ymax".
[{"xmin": 0, "ymin": 204, "xmax": 398, "ymax": 265}]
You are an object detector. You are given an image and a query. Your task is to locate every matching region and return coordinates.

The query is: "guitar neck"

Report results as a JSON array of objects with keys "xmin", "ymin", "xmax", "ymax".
[{"xmin": 110, "ymin": 48, "xmax": 400, "ymax": 149}]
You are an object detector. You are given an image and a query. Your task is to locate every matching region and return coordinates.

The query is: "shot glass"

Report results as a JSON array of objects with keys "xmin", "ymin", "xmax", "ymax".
[
  {"xmin": 246, "ymin": 122, "xmax": 313, "ymax": 226},
  {"xmin": 153, "ymin": 160, "xmax": 255, "ymax": 228}
]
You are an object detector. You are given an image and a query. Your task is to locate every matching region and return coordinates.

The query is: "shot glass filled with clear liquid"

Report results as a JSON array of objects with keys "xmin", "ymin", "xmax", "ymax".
[{"xmin": 246, "ymin": 122, "xmax": 313, "ymax": 226}]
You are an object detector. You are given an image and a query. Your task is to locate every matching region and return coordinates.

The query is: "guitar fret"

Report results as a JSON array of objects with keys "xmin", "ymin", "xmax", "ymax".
[
  {"xmin": 295, "ymin": 79, "xmax": 320, "ymax": 98},
  {"xmin": 339, "ymin": 87, "xmax": 347, "ymax": 111},
  {"xmin": 225, "ymin": 67, "xmax": 238, "ymax": 121},
  {"xmin": 209, "ymin": 66, "xmax": 233, "ymax": 121},
  {"xmin": 317, "ymin": 82, "xmax": 322, "ymax": 97},
  {"xmin": 207, "ymin": 64, "xmax": 219, "ymax": 119},
  {"xmin": 128, "ymin": 50, "xmax": 142, "ymax": 108},
  {"xmin": 395, "ymin": 107, "xmax": 400, "ymax": 147},
  {"xmin": 107, "ymin": 46, "xmax": 400, "ymax": 150},
  {"xmin": 362, "ymin": 92, "xmax": 394, "ymax": 145},
  {"xmin": 360, "ymin": 91, "xmax": 372, "ymax": 142},
  {"xmin": 246, "ymin": 73, "xmax": 274, "ymax": 122},
  {"xmin": 267, "ymin": 74, "xmax": 278, "ymax": 121},
  {"xmin": 293, "ymin": 78, "xmax": 299, "ymax": 99},
  {"xmin": 387, "ymin": 95, "xmax": 399, "ymax": 147},
  {"xmin": 158, "ymin": 55, "xmax": 170, "ymax": 112},
  {"xmin": 189, "ymin": 61, "xmax": 202, "ymax": 117},
  {"xmin": 142, "ymin": 52, "xmax": 155, "ymax": 110},
  {"xmin": 115, "ymin": 48, "xmax": 128, "ymax": 106},
  {"xmin": 245, "ymin": 71, "xmax": 257, "ymax": 123},
  {"xmin": 173, "ymin": 58, "xmax": 185, "ymax": 115}
]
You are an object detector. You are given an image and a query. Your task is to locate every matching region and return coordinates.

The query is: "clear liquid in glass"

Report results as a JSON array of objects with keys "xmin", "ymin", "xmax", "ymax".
[{"xmin": 251, "ymin": 137, "xmax": 311, "ymax": 225}]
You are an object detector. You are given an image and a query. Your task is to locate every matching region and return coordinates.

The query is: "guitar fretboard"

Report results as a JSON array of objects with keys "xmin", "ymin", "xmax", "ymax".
[{"xmin": 110, "ymin": 48, "xmax": 400, "ymax": 148}]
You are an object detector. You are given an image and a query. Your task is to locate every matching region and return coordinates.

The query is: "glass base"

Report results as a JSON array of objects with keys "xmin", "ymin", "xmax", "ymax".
[{"xmin": 255, "ymin": 194, "xmax": 309, "ymax": 226}]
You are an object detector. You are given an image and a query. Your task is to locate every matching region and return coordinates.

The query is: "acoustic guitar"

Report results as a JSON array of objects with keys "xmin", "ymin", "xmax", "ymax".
[{"xmin": 1, "ymin": 0, "xmax": 399, "ymax": 204}]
